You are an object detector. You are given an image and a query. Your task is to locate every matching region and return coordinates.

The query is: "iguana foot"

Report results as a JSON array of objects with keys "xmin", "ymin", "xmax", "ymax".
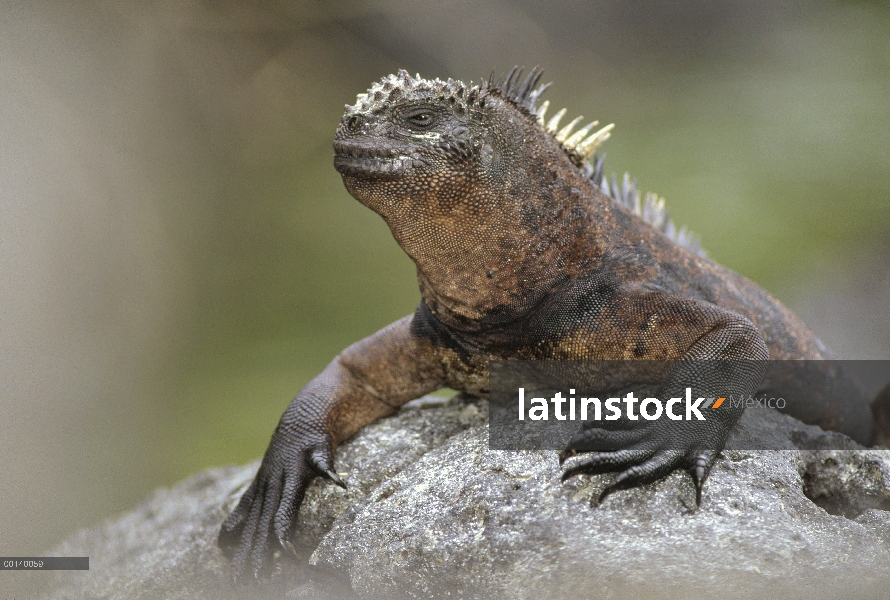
[
  {"xmin": 218, "ymin": 432, "xmax": 344, "ymax": 580},
  {"xmin": 560, "ymin": 420, "xmax": 721, "ymax": 506}
]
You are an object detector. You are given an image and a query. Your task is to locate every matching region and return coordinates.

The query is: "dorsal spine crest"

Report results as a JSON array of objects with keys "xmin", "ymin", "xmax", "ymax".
[{"xmin": 488, "ymin": 66, "xmax": 702, "ymax": 256}]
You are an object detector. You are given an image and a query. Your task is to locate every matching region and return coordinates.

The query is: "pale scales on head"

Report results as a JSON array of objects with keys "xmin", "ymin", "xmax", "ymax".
[
  {"xmin": 347, "ymin": 67, "xmax": 704, "ymax": 256},
  {"xmin": 348, "ymin": 69, "xmax": 485, "ymax": 117}
]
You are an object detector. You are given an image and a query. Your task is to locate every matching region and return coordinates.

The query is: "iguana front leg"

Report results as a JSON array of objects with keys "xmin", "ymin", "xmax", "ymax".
[
  {"xmin": 561, "ymin": 294, "xmax": 769, "ymax": 504},
  {"xmin": 217, "ymin": 315, "xmax": 447, "ymax": 578}
]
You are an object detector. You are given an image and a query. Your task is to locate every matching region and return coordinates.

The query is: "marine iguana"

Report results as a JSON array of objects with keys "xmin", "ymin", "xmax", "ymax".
[{"xmin": 219, "ymin": 67, "xmax": 890, "ymax": 577}]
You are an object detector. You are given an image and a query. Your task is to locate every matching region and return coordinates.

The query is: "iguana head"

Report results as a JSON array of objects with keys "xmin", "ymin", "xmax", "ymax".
[
  {"xmin": 334, "ymin": 70, "xmax": 484, "ymax": 183},
  {"xmin": 334, "ymin": 70, "xmax": 514, "ymax": 219},
  {"xmin": 334, "ymin": 68, "xmax": 616, "ymax": 225}
]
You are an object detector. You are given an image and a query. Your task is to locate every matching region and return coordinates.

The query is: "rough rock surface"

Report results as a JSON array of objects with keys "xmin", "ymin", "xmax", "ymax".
[{"xmin": 36, "ymin": 395, "xmax": 890, "ymax": 600}]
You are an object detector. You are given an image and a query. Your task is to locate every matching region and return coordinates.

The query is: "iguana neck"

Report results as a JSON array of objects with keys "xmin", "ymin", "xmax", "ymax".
[{"xmin": 386, "ymin": 172, "xmax": 616, "ymax": 332}]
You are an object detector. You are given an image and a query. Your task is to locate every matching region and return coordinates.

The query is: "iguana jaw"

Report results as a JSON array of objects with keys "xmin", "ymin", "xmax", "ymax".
[{"xmin": 333, "ymin": 140, "xmax": 418, "ymax": 180}]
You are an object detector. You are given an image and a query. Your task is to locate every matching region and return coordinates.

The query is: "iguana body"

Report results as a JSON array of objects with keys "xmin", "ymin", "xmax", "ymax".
[{"xmin": 219, "ymin": 68, "xmax": 888, "ymax": 577}]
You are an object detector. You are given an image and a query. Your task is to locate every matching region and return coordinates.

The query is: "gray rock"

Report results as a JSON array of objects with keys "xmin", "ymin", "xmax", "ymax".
[
  {"xmin": 39, "ymin": 398, "xmax": 890, "ymax": 600},
  {"xmin": 37, "ymin": 395, "xmax": 485, "ymax": 600}
]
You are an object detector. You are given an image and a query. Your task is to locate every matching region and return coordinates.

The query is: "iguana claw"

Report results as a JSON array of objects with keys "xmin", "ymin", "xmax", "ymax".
[{"xmin": 323, "ymin": 469, "xmax": 348, "ymax": 490}]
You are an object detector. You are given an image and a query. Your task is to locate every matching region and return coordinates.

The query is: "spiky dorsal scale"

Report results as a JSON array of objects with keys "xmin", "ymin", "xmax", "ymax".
[{"xmin": 489, "ymin": 67, "xmax": 704, "ymax": 257}]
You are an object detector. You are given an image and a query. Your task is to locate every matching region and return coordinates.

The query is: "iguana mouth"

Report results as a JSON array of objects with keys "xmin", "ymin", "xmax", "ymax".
[{"xmin": 333, "ymin": 141, "xmax": 413, "ymax": 179}]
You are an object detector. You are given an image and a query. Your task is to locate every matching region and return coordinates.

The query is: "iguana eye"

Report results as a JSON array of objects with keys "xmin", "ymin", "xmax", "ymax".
[
  {"xmin": 346, "ymin": 115, "xmax": 364, "ymax": 132},
  {"xmin": 405, "ymin": 110, "xmax": 436, "ymax": 129}
]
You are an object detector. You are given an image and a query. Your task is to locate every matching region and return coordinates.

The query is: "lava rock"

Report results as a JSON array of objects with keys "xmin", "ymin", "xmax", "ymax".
[{"xmin": 39, "ymin": 397, "xmax": 890, "ymax": 600}]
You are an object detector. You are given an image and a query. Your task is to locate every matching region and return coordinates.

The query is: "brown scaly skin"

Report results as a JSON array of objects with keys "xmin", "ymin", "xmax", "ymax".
[{"xmin": 219, "ymin": 68, "xmax": 886, "ymax": 578}]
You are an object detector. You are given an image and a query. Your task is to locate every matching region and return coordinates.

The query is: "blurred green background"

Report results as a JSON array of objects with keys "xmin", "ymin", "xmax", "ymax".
[{"xmin": 0, "ymin": 0, "xmax": 888, "ymax": 556}]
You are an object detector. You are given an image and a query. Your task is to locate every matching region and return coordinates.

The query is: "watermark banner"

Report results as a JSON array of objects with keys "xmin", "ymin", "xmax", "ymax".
[
  {"xmin": 488, "ymin": 360, "xmax": 890, "ymax": 450},
  {"xmin": 0, "ymin": 557, "xmax": 89, "ymax": 570}
]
